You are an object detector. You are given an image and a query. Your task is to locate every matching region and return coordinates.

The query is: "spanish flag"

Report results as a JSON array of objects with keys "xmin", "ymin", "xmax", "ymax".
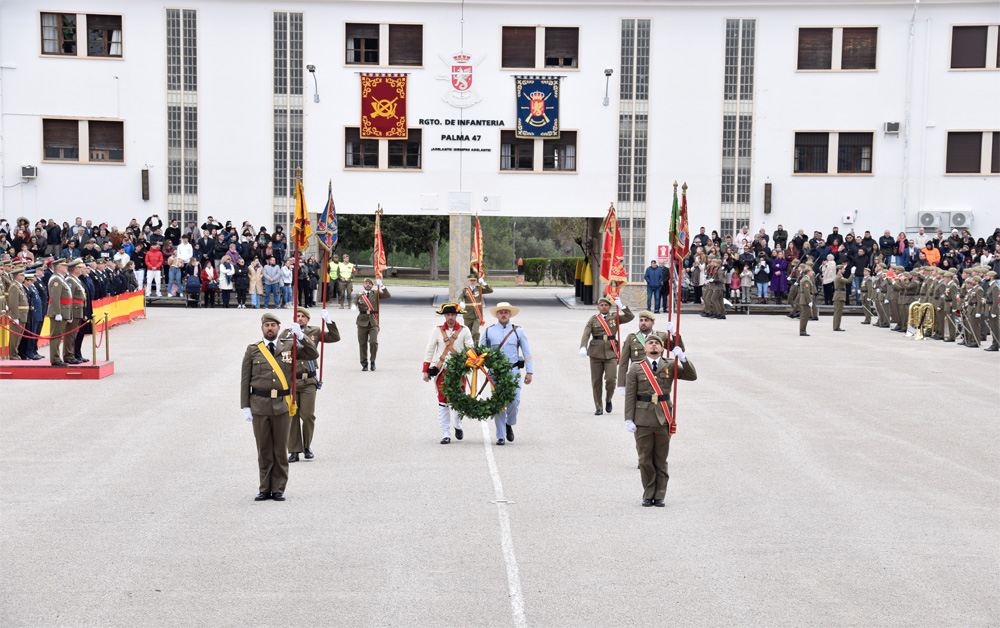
[{"xmin": 293, "ymin": 178, "xmax": 312, "ymax": 250}]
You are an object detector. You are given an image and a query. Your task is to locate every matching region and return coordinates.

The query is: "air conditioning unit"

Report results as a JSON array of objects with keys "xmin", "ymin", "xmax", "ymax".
[
  {"xmin": 950, "ymin": 211, "xmax": 974, "ymax": 229},
  {"xmin": 917, "ymin": 211, "xmax": 943, "ymax": 228},
  {"xmin": 21, "ymin": 165, "xmax": 37, "ymax": 179},
  {"xmin": 884, "ymin": 122, "xmax": 900, "ymax": 134}
]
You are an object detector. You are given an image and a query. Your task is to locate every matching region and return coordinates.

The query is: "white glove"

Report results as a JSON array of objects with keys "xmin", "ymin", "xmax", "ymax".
[
  {"xmin": 851, "ymin": 266, "xmax": 856, "ymax": 274},
  {"xmin": 479, "ymin": 277, "xmax": 486, "ymax": 286},
  {"xmin": 617, "ymin": 386, "xmax": 626, "ymax": 397},
  {"xmin": 625, "ymin": 419, "xmax": 637, "ymax": 433},
  {"xmin": 290, "ymin": 322, "xmax": 305, "ymax": 339},
  {"xmin": 350, "ymin": 302, "xmax": 356, "ymax": 311},
  {"xmin": 665, "ymin": 321, "xmax": 676, "ymax": 333},
  {"xmin": 884, "ymin": 299, "xmax": 889, "ymax": 304},
  {"xmin": 12, "ymin": 319, "xmax": 19, "ymax": 325},
  {"xmin": 671, "ymin": 346, "xmax": 687, "ymax": 362},
  {"xmin": 992, "ymin": 314, "xmax": 997, "ymax": 318},
  {"xmin": 242, "ymin": 408, "xmax": 253, "ymax": 422},
  {"xmin": 459, "ymin": 300, "xmax": 466, "ymax": 311},
  {"xmin": 975, "ymin": 313, "xmax": 981, "ymax": 318},
  {"xmin": 614, "ymin": 297, "xmax": 624, "ymax": 309},
  {"xmin": 808, "ymin": 302, "xmax": 813, "ymax": 307},
  {"xmin": 55, "ymin": 314, "xmax": 63, "ymax": 321},
  {"xmin": 376, "ymin": 279, "xmax": 384, "ymax": 288},
  {"xmin": 578, "ymin": 347, "xmax": 588, "ymax": 357},
  {"xmin": 320, "ymin": 309, "xmax": 330, "ymax": 323}
]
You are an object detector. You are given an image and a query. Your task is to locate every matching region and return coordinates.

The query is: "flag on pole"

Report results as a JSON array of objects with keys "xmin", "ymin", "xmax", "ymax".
[
  {"xmin": 315, "ymin": 180, "xmax": 338, "ymax": 252},
  {"xmin": 671, "ymin": 182, "xmax": 690, "ymax": 262},
  {"xmin": 373, "ymin": 209, "xmax": 387, "ymax": 280},
  {"xmin": 292, "ymin": 178, "xmax": 312, "ymax": 250},
  {"xmin": 471, "ymin": 215, "xmax": 485, "ymax": 278},
  {"xmin": 599, "ymin": 204, "xmax": 628, "ymax": 296}
]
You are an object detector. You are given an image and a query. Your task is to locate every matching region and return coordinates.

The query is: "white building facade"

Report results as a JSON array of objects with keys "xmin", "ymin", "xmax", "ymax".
[{"xmin": 1, "ymin": 0, "xmax": 997, "ymax": 277}]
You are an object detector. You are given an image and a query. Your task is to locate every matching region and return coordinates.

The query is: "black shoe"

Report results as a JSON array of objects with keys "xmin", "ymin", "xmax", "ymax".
[
  {"xmin": 440, "ymin": 436, "xmax": 451, "ymax": 444},
  {"xmin": 288, "ymin": 452, "xmax": 299, "ymax": 463},
  {"xmin": 495, "ymin": 439, "xmax": 505, "ymax": 446},
  {"xmin": 985, "ymin": 346, "xmax": 999, "ymax": 352},
  {"xmin": 642, "ymin": 499, "xmax": 653, "ymax": 507},
  {"xmin": 834, "ymin": 328, "xmax": 845, "ymax": 332},
  {"xmin": 370, "ymin": 362, "xmax": 376, "ymax": 371},
  {"xmin": 51, "ymin": 361, "xmax": 68, "ymax": 367},
  {"xmin": 654, "ymin": 310, "xmax": 660, "ymax": 314},
  {"xmin": 271, "ymin": 492, "xmax": 285, "ymax": 501},
  {"xmin": 786, "ymin": 314, "xmax": 795, "ymax": 318},
  {"xmin": 454, "ymin": 428, "xmax": 463, "ymax": 440},
  {"xmin": 719, "ymin": 315, "xmax": 727, "ymax": 320},
  {"xmin": 800, "ymin": 333, "xmax": 810, "ymax": 337},
  {"xmin": 506, "ymin": 425, "xmax": 514, "ymax": 442},
  {"xmin": 605, "ymin": 401, "xmax": 612, "ymax": 413},
  {"xmin": 943, "ymin": 339, "xmax": 955, "ymax": 343},
  {"xmin": 653, "ymin": 499, "xmax": 665, "ymax": 507},
  {"xmin": 594, "ymin": 409, "xmax": 603, "ymax": 416},
  {"xmin": 861, "ymin": 321, "xmax": 871, "ymax": 325},
  {"xmin": 965, "ymin": 343, "xmax": 978, "ymax": 348},
  {"xmin": 810, "ymin": 317, "xmax": 819, "ymax": 321},
  {"xmin": 254, "ymin": 492, "xmax": 271, "ymax": 501},
  {"xmin": 303, "ymin": 448, "xmax": 314, "ymax": 459},
  {"xmin": 931, "ymin": 335, "xmax": 943, "ymax": 340},
  {"xmin": 362, "ymin": 364, "xmax": 368, "ymax": 371},
  {"xmin": 29, "ymin": 354, "xmax": 44, "ymax": 360}
]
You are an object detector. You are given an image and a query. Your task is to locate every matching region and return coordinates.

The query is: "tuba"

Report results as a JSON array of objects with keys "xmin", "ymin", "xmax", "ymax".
[
  {"xmin": 909, "ymin": 302, "xmax": 935, "ymax": 340},
  {"xmin": 906, "ymin": 302, "xmax": 922, "ymax": 337}
]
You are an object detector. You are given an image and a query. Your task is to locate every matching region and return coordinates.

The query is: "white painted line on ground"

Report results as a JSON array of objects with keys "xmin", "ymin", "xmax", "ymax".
[{"xmin": 481, "ymin": 421, "xmax": 528, "ymax": 628}]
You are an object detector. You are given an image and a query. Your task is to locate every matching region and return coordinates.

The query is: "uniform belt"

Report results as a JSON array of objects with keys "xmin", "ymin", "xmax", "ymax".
[
  {"xmin": 60, "ymin": 298, "xmax": 72, "ymax": 304},
  {"xmin": 595, "ymin": 334, "xmax": 616, "ymax": 341},
  {"xmin": 299, "ymin": 372, "xmax": 315, "ymax": 380},
  {"xmin": 72, "ymin": 299, "xmax": 85, "ymax": 304},
  {"xmin": 251, "ymin": 387, "xmax": 289, "ymax": 398},
  {"xmin": 636, "ymin": 394, "xmax": 665, "ymax": 403}
]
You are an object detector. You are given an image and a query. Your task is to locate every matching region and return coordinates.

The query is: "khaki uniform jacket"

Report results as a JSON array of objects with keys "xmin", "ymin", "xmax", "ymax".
[
  {"xmin": 47, "ymin": 274, "xmax": 73, "ymax": 319},
  {"xmin": 354, "ymin": 287, "xmax": 390, "ymax": 327},
  {"xmin": 67, "ymin": 275, "xmax": 86, "ymax": 319},
  {"xmin": 423, "ymin": 323, "xmax": 473, "ymax": 370},
  {"xmin": 240, "ymin": 335, "xmax": 319, "ymax": 415},
  {"xmin": 798, "ymin": 277, "xmax": 816, "ymax": 304},
  {"xmin": 7, "ymin": 280, "xmax": 29, "ymax": 320},
  {"xmin": 278, "ymin": 323, "xmax": 341, "ymax": 380},
  {"xmin": 616, "ymin": 330, "xmax": 685, "ymax": 385},
  {"xmin": 581, "ymin": 307, "xmax": 635, "ymax": 361},
  {"xmin": 625, "ymin": 357, "xmax": 698, "ymax": 427},
  {"xmin": 986, "ymin": 281, "xmax": 999, "ymax": 318},
  {"xmin": 462, "ymin": 283, "xmax": 494, "ymax": 324},
  {"xmin": 832, "ymin": 274, "xmax": 851, "ymax": 303}
]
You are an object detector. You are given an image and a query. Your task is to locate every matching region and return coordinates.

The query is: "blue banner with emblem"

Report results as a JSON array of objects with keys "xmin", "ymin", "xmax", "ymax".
[{"xmin": 514, "ymin": 76, "xmax": 561, "ymax": 139}]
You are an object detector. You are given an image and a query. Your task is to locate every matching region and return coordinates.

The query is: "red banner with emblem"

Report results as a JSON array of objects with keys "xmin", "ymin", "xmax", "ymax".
[
  {"xmin": 361, "ymin": 73, "xmax": 408, "ymax": 139},
  {"xmin": 600, "ymin": 204, "xmax": 628, "ymax": 296}
]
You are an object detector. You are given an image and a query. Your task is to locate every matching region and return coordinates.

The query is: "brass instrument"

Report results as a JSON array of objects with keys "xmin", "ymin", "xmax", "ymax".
[{"xmin": 907, "ymin": 302, "xmax": 935, "ymax": 340}]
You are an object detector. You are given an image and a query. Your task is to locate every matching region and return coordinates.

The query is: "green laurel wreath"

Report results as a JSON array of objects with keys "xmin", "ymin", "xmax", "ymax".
[{"xmin": 442, "ymin": 345, "xmax": 519, "ymax": 420}]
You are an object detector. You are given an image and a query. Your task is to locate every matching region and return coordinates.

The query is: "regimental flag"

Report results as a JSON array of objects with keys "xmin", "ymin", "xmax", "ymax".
[
  {"xmin": 373, "ymin": 209, "xmax": 387, "ymax": 280},
  {"xmin": 315, "ymin": 180, "xmax": 338, "ymax": 252},
  {"xmin": 670, "ymin": 183, "xmax": 691, "ymax": 262},
  {"xmin": 514, "ymin": 76, "xmax": 561, "ymax": 139},
  {"xmin": 600, "ymin": 204, "xmax": 628, "ymax": 297},
  {"xmin": 471, "ymin": 215, "xmax": 485, "ymax": 278},
  {"xmin": 361, "ymin": 73, "xmax": 408, "ymax": 139},
  {"xmin": 293, "ymin": 178, "xmax": 312, "ymax": 250}
]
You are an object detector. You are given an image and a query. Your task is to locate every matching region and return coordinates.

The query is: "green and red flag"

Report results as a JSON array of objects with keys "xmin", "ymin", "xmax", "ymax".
[{"xmin": 671, "ymin": 183, "xmax": 690, "ymax": 262}]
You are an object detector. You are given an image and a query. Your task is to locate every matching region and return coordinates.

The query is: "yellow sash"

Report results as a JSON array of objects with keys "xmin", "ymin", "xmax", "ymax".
[{"xmin": 257, "ymin": 342, "xmax": 296, "ymax": 415}]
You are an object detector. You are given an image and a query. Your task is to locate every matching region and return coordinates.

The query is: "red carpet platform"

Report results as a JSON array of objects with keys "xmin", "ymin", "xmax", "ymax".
[{"xmin": 0, "ymin": 360, "xmax": 114, "ymax": 380}]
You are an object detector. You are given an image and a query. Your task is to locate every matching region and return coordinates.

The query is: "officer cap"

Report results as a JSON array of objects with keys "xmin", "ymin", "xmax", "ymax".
[
  {"xmin": 597, "ymin": 296, "xmax": 614, "ymax": 306},
  {"xmin": 644, "ymin": 333, "xmax": 663, "ymax": 345},
  {"xmin": 67, "ymin": 259, "xmax": 82, "ymax": 268},
  {"xmin": 467, "ymin": 273, "xmax": 478, "ymax": 280},
  {"xmin": 296, "ymin": 307, "xmax": 310, "ymax": 319},
  {"xmin": 261, "ymin": 312, "xmax": 281, "ymax": 325},
  {"xmin": 12, "ymin": 267, "xmax": 24, "ymax": 277},
  {"xmin": 363, "ymin": 277, "xmax": 374, "ymax": 285},
  {"xmin": 987, "ymin": 271, "xmax": 997, "ymax": 277},
  {"xmin": 24, "ymin": 270, "xmax": 36, "ymax": 279},
  {"xmin": 638, "ymin": 310, "xmax": 655, "ymax": 321}
]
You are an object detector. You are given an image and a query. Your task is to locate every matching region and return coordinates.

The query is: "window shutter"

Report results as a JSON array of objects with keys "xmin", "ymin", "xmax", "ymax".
[
  {"xmin": 502, "ymin": 26, "xmax": 535, "ymax": 68},
  {"xmin": 389, "ymin": 24, "xmax": 422, "ymax": 66},
  {"xmin": 992, "ymin": 132, "xmax": 999, "ymax": 174},
  {"xmin": 89, "ymin": 121, "xmax": 124, "ymax": 150},
  {"xmin": 87, "ymin": 14, "xmax": 121, "ymax": 31},
  {"xmin": 841, "ymin": 28, "xmax": 877, "ymax": 70},
  {"xmin": 347, "ymin": 23, "xmax": 378, "ymax": 39},
  {"xmin": 797, "ymin": 28, "xmax": 832, "ymax": 70},
  {"xmin": 43, "ymin": 119, "xmax": 79, "ymax": 148},
  {"xmin": 950, "ymin": 26, "xmax": 988, "ymax": 69},
  {"xmin": 544, "ymin": 27, "xmax": 579, "ymax": 66},
  {"xmin": 946, "ymin": 132, "xmax": 982, "ymax": 173}
]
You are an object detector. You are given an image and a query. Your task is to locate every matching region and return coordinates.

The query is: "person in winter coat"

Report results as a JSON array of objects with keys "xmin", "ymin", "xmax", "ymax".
[
  {"xmin": 248, "ymin": 259, "xmax": 265, "ymax": 308},
  {"xmin": 200, "ymin": 262, "xmax": 218, "ymax": 308},
  {"xmin": 820, "ymin": 254, "xmax": 837, "ymax": 305},
  {"xmin": 769, "ymin": 249, "xmax": 789, "ymax": 305},
  {"xmin": 643, "ymin": 260, "xmax": 664, "ymax": 312},
  {"xmin": 233, "ymin": 257, "xmax": 251, "ymax": 308},
  {"xmin": 753, "ymin": 255, "xmax": 771, "ymax": 303},
  {"xmin": 218, "ymin": 258, "xmax": 235, "ymax": 308}
]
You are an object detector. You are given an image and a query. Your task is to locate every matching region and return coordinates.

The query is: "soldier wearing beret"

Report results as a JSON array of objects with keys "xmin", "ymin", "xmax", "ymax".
[
  {"xmin": 798, "ymin": 267, "xmax": 816, "ymax": 336},
  {"xmin": 354, "ymin": 277, "xmax": 390, "ymax": 371},
  {"xmin": 282, "ymin": 307, "xmax": 341, "ymax": 463},
  {"xmin": 240, "ymin": 313, "xmax": 319, "ymax": 501},
  {"xmin": 460, "ymin": 272, "xmax": 493, "ymax": 344},
  {"xmin": 579, "ymin": 295, "xmax": 634, "ymax": 415},
  {"xmin": 616, "ymin": 310, "xmax": 684, "ymax": 392},
  {"xmin": 832, "ymin": 264, "xmax": 853, "ymax": 331},
  {"xmin": 624, "ymin": 334, "xmax": 698, "ymax": 507}
]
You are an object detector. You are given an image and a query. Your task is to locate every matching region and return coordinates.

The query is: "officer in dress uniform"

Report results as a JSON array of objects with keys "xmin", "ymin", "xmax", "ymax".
[
  {"xmin": 62, "ymin": 259, "xmax": 87, "ymax": 364},
  {"xmin": 798, "ymin": 268, "xmax": 816, "ymax": 336},
  {"xmin": 46, "ymin": 259, "xmax": 73, "ymax": 366},
  {"xmin": 579, "ymin": 295, "xmax": 634, "ymax": 415},
  {"xmin": 6, "ymin": 266, "xmax": 29, "ymax": 359},
  {"xmin": 624, "ymin": 334, "xmax": 698, "ymax": 507},
  {"xmin": 74, "ymin": 258, "xmax": 97, "ymax": 363},
  {"xmin": 23, "ymin": 271, "xmax": 45, "ymax": 360},
  {"xmin": 984, "ymin": 270, "xmax": 999, "ymax": 352},
  {"xmin": 615, "ymin": 310, "xmax": 684, "ymax": 391},
  {"xmin": 240, "ymin": 312, "xmax": 318, "ymax": 501},
  {"xmin": 832, "ymin": 264, "xmax": 853, "ymax": 331},
  {"xmin": 786, "ymin": 260, "xmax": 802, "ymax": 320},
  {"xmin": 353, "ymin": 277, "xmax": 390, "ymax": 371},
  {"xmin": 461, "ymin": 273, "xmax": 494, "ymax": 344},
  {"xmin": 422, "ymin": 303, "xmax": 474, "ymax": 444},
  {"xmin": 283, "ymin": 307, "xmax": 340, "ymax": 463},
  {"xmin": 482, "ymin": 302, "xmax": 532, "ymax": 446},
  {"xmin": 860, "ymin": 268, "xmax": 874, "ymax": 325}
]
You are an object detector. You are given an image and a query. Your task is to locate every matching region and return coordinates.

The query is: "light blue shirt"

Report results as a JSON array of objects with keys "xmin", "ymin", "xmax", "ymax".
[{"xmin": 483, "ymin": 322, "xmax": 533, "ymax": 374}]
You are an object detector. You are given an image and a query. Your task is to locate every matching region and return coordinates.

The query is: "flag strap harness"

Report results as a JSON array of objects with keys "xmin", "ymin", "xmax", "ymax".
[
  {"xmin": 639, "ymin": 360, "xmax": 674, "ymax": 433},
  {"xmin": 257, "ymin": 341, "xmax": 295, "ymax": 415},
  {"xmin": 596, "ymin": 314, "xmax": 620, "ymax": 361},
  {"xmin": 465, "ymin": 286, "xmax": 485, "ymax": 326}
]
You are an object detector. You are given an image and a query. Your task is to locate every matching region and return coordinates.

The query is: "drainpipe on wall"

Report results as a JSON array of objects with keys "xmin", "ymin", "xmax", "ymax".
[
  {"xmin": 917, "ymin": 18, "xmax": 932, "ymax": 223},
  {"xmin": 901, "ymin": 0, "xmax": 920, "ymax": 231}
]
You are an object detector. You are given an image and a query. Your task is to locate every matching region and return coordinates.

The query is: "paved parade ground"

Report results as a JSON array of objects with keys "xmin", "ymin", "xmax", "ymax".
[{"xmin": 2, "ymin": 286, "xmax": 998, "ymax": 627}]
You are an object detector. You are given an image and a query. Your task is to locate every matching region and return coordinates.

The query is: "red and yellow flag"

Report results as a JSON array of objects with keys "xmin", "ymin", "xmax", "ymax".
[
  {"xmin": 471, "ymin": 215, "xmax": 485, "ymax": 278},
  {"xmin": 600, "ymin": 204, "xmax": 628, "ymax": 296},
  {"xmin": 373, "ymin": 209, "xmax": 387, "ymax": 280},
  {"xmin": 292, "ymin": 178, "xmax": 312, "ymax": 250},
  {"xmin": 360, "ymin": 73, "xmax": 408, "ymax": 139}
]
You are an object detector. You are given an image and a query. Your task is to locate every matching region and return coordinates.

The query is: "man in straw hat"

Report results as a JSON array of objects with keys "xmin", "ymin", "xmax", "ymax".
[
  {"xmin": 579, "ymin": 295, "xmax": 634, "ymax": 415},
  {"xmin": 422, "ymin": 302, "xmax": 473, "ymax": 444},
  {"xmin": 482, "ymin": 301, "xmax": 532, "ymax": 446},
  {"xmin": 281, "ymin": 307, "xmax": 340, "ymax": 463},
  {"xmin": 240, "ymin": 312, "xmax": 318, "ymax": 501}
]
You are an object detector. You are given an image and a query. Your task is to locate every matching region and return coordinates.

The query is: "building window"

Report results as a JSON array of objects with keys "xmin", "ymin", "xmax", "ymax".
[
  {"xmin": 388, "ymin": 24, "xmax": 422, "ymax": 66},
  {"xmin": 950, "ymin": 25, "xmax": 999, "ymax": 69},
  {"xmin": 41, "ymin": 13, "xmax": 77, "ymax": 55},
  {"xmin": 500, "ymin": 131, "xmax": 533, "ymax": 170},
  {"xmin": 273, "ymin": 12, "xmax": 304, "ymax": 233},
  {"xmin": 502, "ymin": 26, "xmax": 579, "ymax": 69},
  {"xmin": 543, "ymin": 131, "xmax": 577, "ymax": 171},
  {"xmin": 798, "ymin": 27, "xmax": 877, "ymax": 70},
  {"xmin": 346, "ymin": 23, "xmax": 379, "ymax": 65},
  {"xmin": 42, "ymin": 119, "xmax": 79, "ymax": 161},
  {"xmin": 719, "ymin": 18, "xmax": 755, "ymax": 238},
  {"xmin": 946, "ymin": 131, "xmax": 999, "ymax": 174},
  {"xmin": 794, "ymin": 132, "xmax": 829, "ymax": 173},
  {"xmin": 837, "ymin": 132, "xmax": 873, "ymax": 173},
  {"xmin": 545, "ymin": 28, "xmax": 579, "ymax": 68},
  {"xmin": 619, "ymin": 18, "xmax": 652, "ymax": 279},
  {"xmin": 89, "ymin": 120, "xmax": 124, "ymax": 162},
  {"xmin": 166, "ymin": 8, "xmax": 198, "ymax": 225},
  {"xmin": 345, "ymin": 128, "xmax": 379, "ymax": 168},
  {"xmin": 388, "ymin": 129, "xmax": 422, "ymax": 169},
  {"xmin": 87, "ymin": 14, "xmax": 122, "ymax": 57}
]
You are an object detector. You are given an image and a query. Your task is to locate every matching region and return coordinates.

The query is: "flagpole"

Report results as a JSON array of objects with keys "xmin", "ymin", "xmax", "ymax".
[
  {"xmin": 375, "ymin": 206, "xmax": 382, "ymax": 320},
  {"xmin": 319, "ymin": 247, "xmax": 329, "ymax": 382},
  {"xmin": 669, "ymin": 182, "xmax": 686, "ymax": 433},
  {"xmin": 290, "ymin": 172, "xmax": 303, "ymax": 414}
]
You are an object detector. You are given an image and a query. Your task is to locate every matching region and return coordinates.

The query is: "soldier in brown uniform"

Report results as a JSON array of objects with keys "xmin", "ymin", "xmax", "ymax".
[
  {"xmin": 984, "ymin": 271, "xmax": 999, "ymax": 352},
  {"xmin": 63, "ymin": 260, "xmax": 88, "ymax": 364},
  {"xmin": 283, "ymin": 307, "xmax": 340, "ymax": 463},
  {"xmin": 624, "ymin": 333, "xmax": 698, "ymax": 507},
  {"xmin": 798, "ymin": 268, "xmax": 817, "ymax": 336},
  {"xmin": 5, "ymin": 266, "xmax": 29, "ymax": 359},
  {"xmin": 240, "ymin": 312, "xmax": 318, "ymax": 501},
  {"xmin": 579, "ymin": 295, "xmax": 635, "ymax": 415},
  {"xmin": 615, "ymin": 310, "xmax": 684, "ymax": 392},
  {"xmin": 353, "ymin": 277, "xmax": 390, "ymax": 371},
  {"xmin": 786, "ymin": 260, "xmax": 801, "ymax": 319},
  {"xmin": 832, "ymin": 265, "xmax": 853, "ymax": 331},
  {"xmin": 460, "ymin": 273, "xmax": 494, "ymax": 344},
  {"xmin": 46, "ymin": 259, "xmax": 73, "ymax": 366},
  {"xmin": 860, "ymin": 268, "xmax": 874, "ymax": 324}
]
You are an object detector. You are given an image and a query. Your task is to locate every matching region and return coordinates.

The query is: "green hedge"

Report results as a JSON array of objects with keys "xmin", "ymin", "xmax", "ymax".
[
  {"xmin": 523, "ymin": 258, "xmax": 548, "ymax": 285},
  {"xmin": 522, "ymin": 257, "xmax": 583, "ymax": 286}
]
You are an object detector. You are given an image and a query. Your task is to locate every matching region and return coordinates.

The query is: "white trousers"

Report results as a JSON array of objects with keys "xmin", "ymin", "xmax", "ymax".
[
  {"xmin": 438, "ymin": 403, "xmax": 462, "ymax": 437},
  {"xmin": 146, "ymin": 271, "xmax": 162, "ymax": 295}
]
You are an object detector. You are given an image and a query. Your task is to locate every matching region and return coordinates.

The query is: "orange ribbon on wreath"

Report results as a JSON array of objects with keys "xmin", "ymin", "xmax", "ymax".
[{"xmin": 464, "ymin": 349, "xmax": 496, "ymax": 396}]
